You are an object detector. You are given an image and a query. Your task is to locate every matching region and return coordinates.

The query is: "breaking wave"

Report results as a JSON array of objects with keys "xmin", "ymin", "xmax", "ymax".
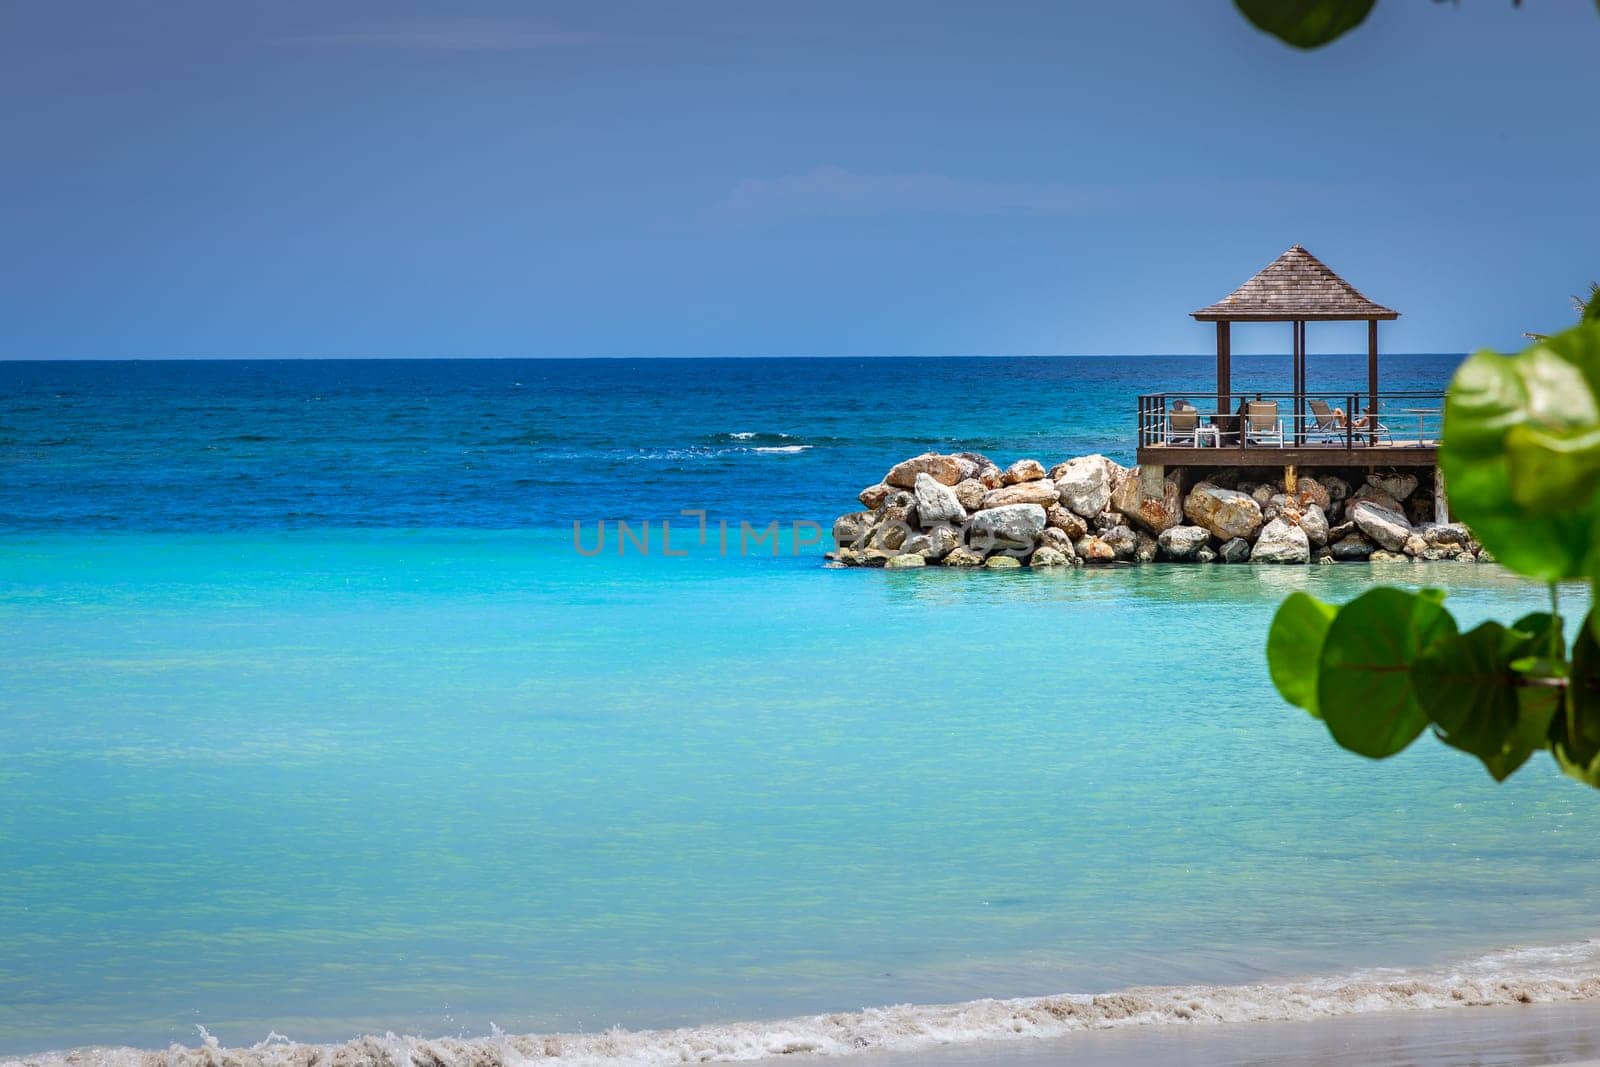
[
  {"xmin": 707, "ymin": 432, "xmax": 818, "ymax": 450},
  {"xmin": 11, "ymin": 940, "xmax": 1600, "ymax": 1067}
]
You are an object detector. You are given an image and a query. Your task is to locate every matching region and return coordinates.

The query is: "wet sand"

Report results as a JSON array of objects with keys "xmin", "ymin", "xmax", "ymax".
[{"xmin": 860, "ymin": 999, "xmax": 1600, "ymax": 1066}]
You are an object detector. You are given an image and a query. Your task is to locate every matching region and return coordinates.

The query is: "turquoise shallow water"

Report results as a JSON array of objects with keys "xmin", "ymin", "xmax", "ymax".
[{"xmin": 1, "ymin": 532, "xmax": 1595, "ymax": 1055}]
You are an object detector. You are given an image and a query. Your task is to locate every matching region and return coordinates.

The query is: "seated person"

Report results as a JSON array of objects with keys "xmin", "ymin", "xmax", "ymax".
[{"xmin": 1326, "ymin": 406, "xmax": 1382, "ymax": 430}]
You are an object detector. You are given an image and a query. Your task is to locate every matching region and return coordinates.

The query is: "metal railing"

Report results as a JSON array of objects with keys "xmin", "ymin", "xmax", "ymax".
[{"xmin": 1136, "ymin": 391, "xmax": 1445, "ymax": 450}]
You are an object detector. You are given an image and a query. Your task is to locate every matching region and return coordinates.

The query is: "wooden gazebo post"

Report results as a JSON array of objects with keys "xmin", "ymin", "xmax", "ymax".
[
  {"xmin": 1292, "ymin": 319, "xmax": 1306, "ymax": 445},
  {"xmin": 1368, "ymin": 319, "xmax": 1379, "ymax": 447},
  {"xmin": 1215, "ymin": 321, "xmax": 1231, "ymax": 415}
]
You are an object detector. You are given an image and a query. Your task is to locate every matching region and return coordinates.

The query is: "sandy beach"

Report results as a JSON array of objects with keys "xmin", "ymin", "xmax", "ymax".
[
  {"xmin": 11, "ymin": 1000, "xmax": 1600, "ymax": 1066},
  {"xmin": 863, "ymin": 1000, "xmax": 1600, "ymax": 1066}
]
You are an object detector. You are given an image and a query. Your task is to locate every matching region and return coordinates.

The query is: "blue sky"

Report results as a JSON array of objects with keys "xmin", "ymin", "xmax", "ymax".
[{"xmin": 2, "ymin": 1, "xmax": 1596, "ymax": 359}]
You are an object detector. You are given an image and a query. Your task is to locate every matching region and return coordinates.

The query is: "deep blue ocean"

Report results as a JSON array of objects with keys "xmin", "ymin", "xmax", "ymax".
[
  {"xmin": 7, "ymin": 355, "xmax": 1600, "ymax": 1060},
  {"xmin": 0, "ymin": 355, "xmax": 1460, "ymax": 531}
]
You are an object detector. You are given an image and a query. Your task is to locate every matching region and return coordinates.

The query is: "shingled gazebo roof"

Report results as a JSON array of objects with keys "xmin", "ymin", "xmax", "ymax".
[{"xmin": 1191, "ymin": 245, "xmax": 1398, "ymax": 322}]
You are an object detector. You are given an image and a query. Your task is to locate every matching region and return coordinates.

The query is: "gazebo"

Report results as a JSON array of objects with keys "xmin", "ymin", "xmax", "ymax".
[
  {"xmin": 1134, "ymin": 244, "xmax": 1443, "ymax": 472},
  {"xmin": 1192, "ymin": 244, "xmax": 1397, "ymax": 442}
]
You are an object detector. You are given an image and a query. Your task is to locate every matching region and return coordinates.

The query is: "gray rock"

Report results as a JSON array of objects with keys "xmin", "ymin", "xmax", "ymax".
[
  {"xmin": 1251, "ymin": 518, "xmax": 1311, "ymax": 564},
  {"xmin": 1002, "ymin": 458, "xmax": 1047, "ymax": 485},
  {"xmin": 1195, "ymin": 546, "xmax": 1217, "ymax": 563},
  {"xmin": 1420, "ymin": 522, "xmax": 1471, "ymax": 547},
  {"xmin": 1078, "ymin": 537, "xmax": 1116, "ymax": 564},
  {"xmin": 1318, "ymin": 474, "xmax": 1351, "ymax": 502},
  {"xmin": 1135, "ymin": 532, "xmax": 1158, "ymax": 563},
  {"xmin": 1368, "ymin": 472, "xmax": 1419, "ymax": 501},
  {"xmin": 903, "ymin": 524, "xmax": 960, "ymax": 560},
  {"xmin": 1046, "ymin": 505, "xmax": 1089, "ymax": 541},
  {"xmin": 833, "ymin": 511, "xmax": 873, "ymax": 548},
  {"xmin": 1092, "ymin": 510, "xmax": 1122, "ymax": 533},
  {"xmin": 982, "ymin": 479, "xmax": 1058, "ymax": 509},
  {"xmin": 1102, "ymin": 524, "xmax": 1140, "ymax": 561},
  {"xmin": 873, "ymin": 519, "xmax": 910, "ymax": 551},
  {"xmin": 953, "ymin": 478, "xmax": 989, "ymax": 512},
  {"xmin": 943, "ymin": 546, "xmax": 986, "ymax": 567},
  {"xmin": 1157, "ymin": 525, "xmax": 1211, "ymax": 561},
  {"xmin": 1330, "ymin": 534, "xmax": 1374, "ymax": 561},
  {"xmin": 953, "ymin": 451, "xmax": 993, "ymax": 473},
  {"xmin": 1297, "ymin": 503, "xmax": 1330, "ymax": 546},
  {"xmin": 1351, "ymin": 483, "xmax": 1403, "ymax": 514},
  {"xmin": 1350, "ymin": 500, "xmax": 1412, "ymax": 551},
  {"xmin": 885, "ymin": 452, "xmax": 963, "ymax": 489},
  {"xmin": 1295, "ymin": 476, "xmax": 1331, "ymax": 512},
  {"xmin": 914, "ymin": 472, "xmax": 968, "ymax": 524},
  {"xmin": 984, "ymin": 555, "xmax": 1022, "ymax": 569},
  {"xmin": 1405, "ymin": 495, "xmax": 1435, "ymax": 527},
  {"xmin": 1217, "ymin": 537, "xmax": 1251, "ymax": 564},
  {"xmin": 1053, "ymin": 454, "xmax": 1120, "ymax": 518},
  {"xmin": 967, "ymin": 503, "xmax": 1048, "ymax": 549},
  {"xmin": 1110, "ymin": 467, "xmax": 1182, "ymax": 535},
  {"xmin": 1039, "ymin": 527, "xmax": 1075, "ymax": 554},
  {"xmin": 858, "ymin": 483, "xmax": 893, "ymax": 509},
  {"xmin": 884, "ymin": 553, "xmax": 926, "ymax": 569},
  {"xmin": 1370, "ymin": 549, "xmax": 1410, "ymax": 563},
  {"xmin": 1030, "ymin": 546, "xmax": 1070, "ymax": 567},
  {"xmin": 1184, "ymin": 483, "xmax": 1265, "ymax": 541}
]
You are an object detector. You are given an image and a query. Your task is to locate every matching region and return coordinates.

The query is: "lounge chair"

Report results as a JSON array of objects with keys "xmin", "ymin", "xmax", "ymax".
[
  {"xmin": 1245, "ymin": 401, "xmax": 1284, "ymax": 446},
  {"xmin": 1163, "ymin": 401, "xmax": 1221, "ymax": 447}
]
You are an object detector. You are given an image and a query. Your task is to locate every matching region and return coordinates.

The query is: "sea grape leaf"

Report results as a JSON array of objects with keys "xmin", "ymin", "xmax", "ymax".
[
  {"xmin": 1554, "ymin": 609, "xmax": 1600, "ymax": 786},
  {"xmin": 1441, "ymin": 325, "xmax": 1600, "ymax": 580},
  {"xmin": 1508, "ymin": 610, "xmax": 1567, "ymax": 678},
  {"xmin": 1505, "ymin": 424, "xmax": 1600, "ymax": 513},
  {"xmin": 1267, "ymin": 592, "xmax": 1337, "ymax": 717},
  {"xmin": 1234, "ymin": 0, "xmax": 1376, "ymax": 48},
  {"xmin": 1415, "ymin": 621, "xmax": 1551, "ymax": 781},
  {"xmin": 1316, "ymin": 588, "xmax": 1457, "ymax": 759},
  {"xmin": 1510, "ymin": 611, "xmax": 1564, "ymax": 653}
]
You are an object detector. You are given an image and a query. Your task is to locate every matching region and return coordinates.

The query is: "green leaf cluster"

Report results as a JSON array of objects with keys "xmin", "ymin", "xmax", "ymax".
[
  {"xmin": 1268, "ymin": 323, "xmax": 1600, "ymax": 789},
  {"xmin": 1234, "ymin": 0, "xmax": 1375, "ymax": 49},
  {"xmin": 1234, "ymin": 0, "xmax": 1595, "ymax": 50},
  {"xmin": 1270, "ymin": 591, "xmax": 1570, "ymax": 781}
]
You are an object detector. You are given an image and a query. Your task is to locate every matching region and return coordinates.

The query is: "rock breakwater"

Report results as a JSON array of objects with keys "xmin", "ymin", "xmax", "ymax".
[{"xmin": 829, "ymin": 451, "xmax": 1483, "ymax": 568}]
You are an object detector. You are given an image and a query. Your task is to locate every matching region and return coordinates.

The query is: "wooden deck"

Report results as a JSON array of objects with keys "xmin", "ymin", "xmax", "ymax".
[
  {"xmin": 1136, "ymin": 390, "xmax": 1444, "ymax": 471},
  {"xmin": 1136, "ymin": 443, "xmax": 1438, "ymax": 468}
]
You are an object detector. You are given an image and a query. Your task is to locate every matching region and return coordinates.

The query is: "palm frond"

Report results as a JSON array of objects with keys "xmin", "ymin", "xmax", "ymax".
[{"xmin": 1577, "ymin": 282, "xmax": 1600, "ymax": 323}]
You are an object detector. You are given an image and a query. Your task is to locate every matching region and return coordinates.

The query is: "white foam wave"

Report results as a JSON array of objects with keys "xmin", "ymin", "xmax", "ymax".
[
  {"xmin": 727, "ymin": 432, "xmax": 759, "ymax": 440},
  {"xmin": 11, "ymin": 940, "xmax": 1600, "ymax": 1067},
  {"xmin": 752, "ymin": 445, "xmax": 811, "ymax": 454}
]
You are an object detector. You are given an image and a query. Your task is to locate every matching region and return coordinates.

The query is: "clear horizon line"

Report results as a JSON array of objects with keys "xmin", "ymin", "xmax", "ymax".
[{"xmin": 0, "ymin": 351, "xmax": 1470, "ymax": 363}]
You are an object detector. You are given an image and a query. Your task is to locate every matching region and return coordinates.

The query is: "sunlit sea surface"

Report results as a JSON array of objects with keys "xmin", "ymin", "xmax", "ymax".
[{"xmin": 3, "ymin": 356, "xmax": 1596, "ymax": 1057}]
